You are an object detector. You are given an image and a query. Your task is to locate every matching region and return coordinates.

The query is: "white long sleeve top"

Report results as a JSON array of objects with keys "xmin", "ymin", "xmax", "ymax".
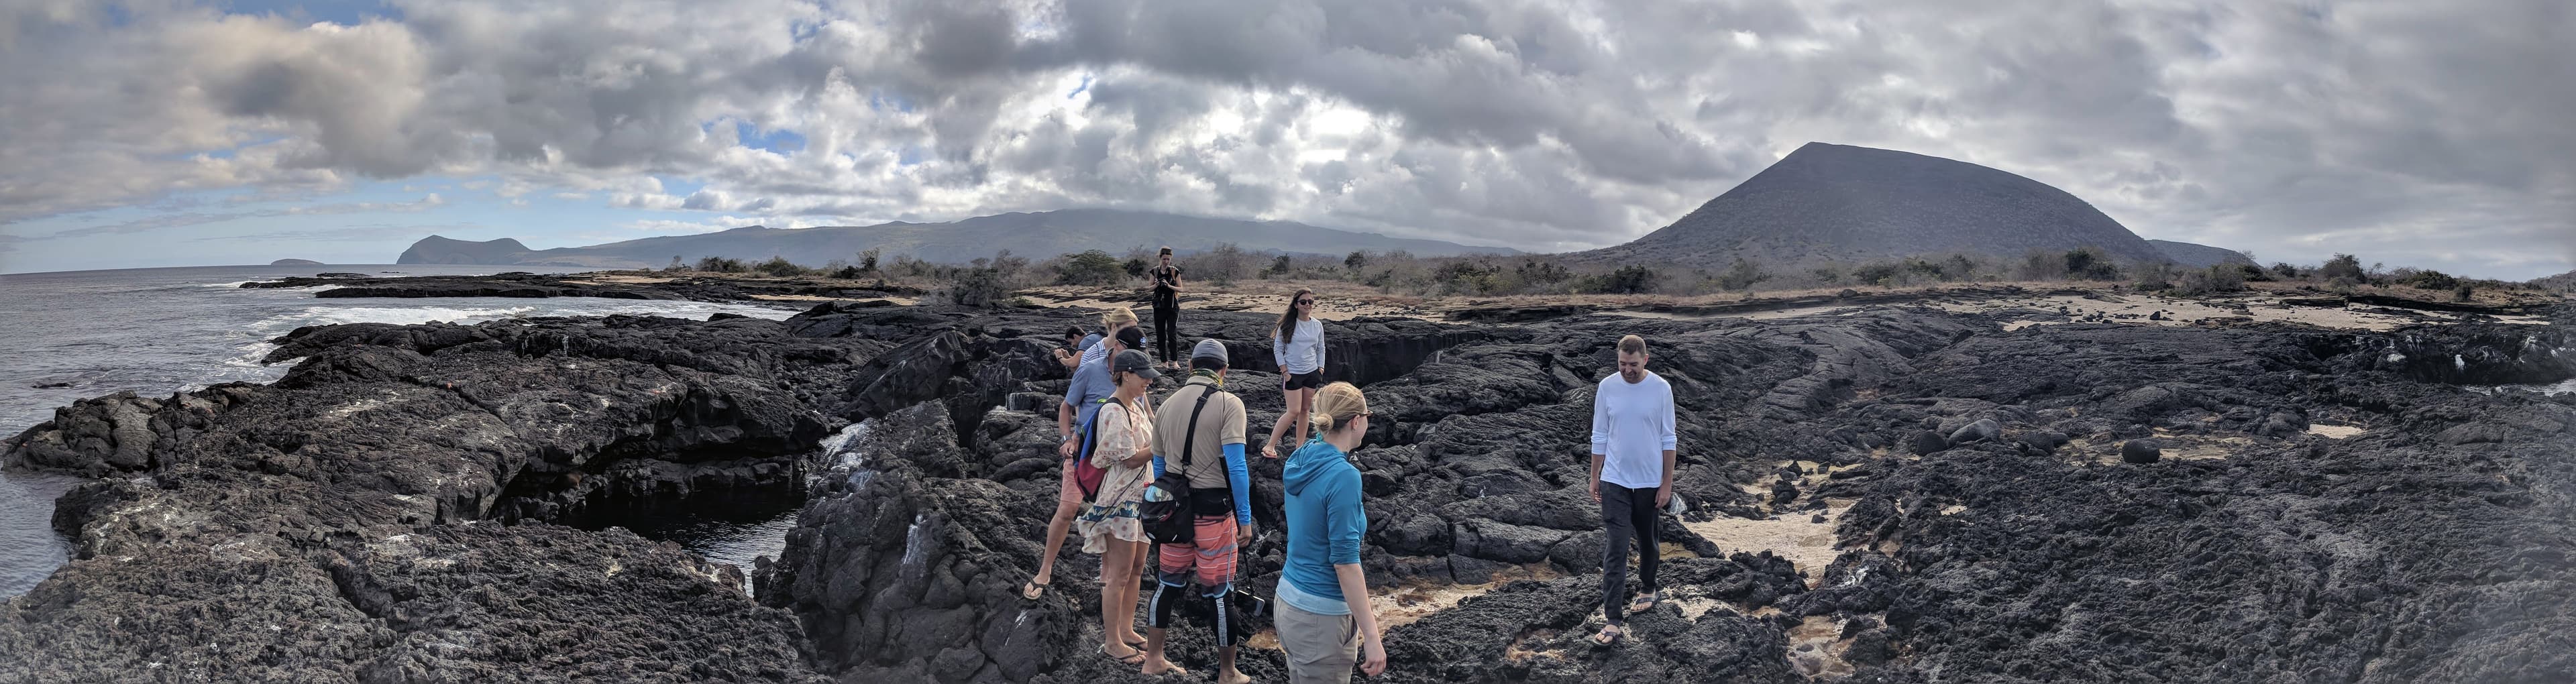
[{"xmin": 1591, "ymin": 371, "xmax": 1678, "ymax": 489}]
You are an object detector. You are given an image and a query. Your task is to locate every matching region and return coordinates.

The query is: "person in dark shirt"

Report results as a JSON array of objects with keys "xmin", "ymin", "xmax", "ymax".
[{"xmin": 1148, "ymin": 246, "xmax": 1185, "ymax": 370}]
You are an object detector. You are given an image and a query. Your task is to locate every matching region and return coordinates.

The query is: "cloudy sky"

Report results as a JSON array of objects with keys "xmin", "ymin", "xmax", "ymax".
[{"xmin": 1, "ymin": 0, "xmax": 2569, "ymax": 278}]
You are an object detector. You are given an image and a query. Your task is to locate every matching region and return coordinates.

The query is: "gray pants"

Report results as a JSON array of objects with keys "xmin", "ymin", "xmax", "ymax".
[
  {"xmin": 1601, "ymin": 481, "xmax": 1662, "ymax": 626},
  {"xmin": 1277, "ymin": 599, "xmax": 1358, "ymax": 684}
]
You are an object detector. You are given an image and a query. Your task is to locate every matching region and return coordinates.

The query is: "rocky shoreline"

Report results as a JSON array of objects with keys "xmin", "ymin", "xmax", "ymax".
[
  {"xmin": 243, "ymin": 270, "xmax": 923, "ymax": 304},
  {"xmin": 5, "ymin": 274, "xmax": 2573, "ymax": 682}
]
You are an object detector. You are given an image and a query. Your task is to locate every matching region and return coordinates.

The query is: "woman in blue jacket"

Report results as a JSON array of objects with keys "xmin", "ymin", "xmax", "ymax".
[{"xmin": 1277, "ymin": 382, "xmax": 1387, "ymax": 682}]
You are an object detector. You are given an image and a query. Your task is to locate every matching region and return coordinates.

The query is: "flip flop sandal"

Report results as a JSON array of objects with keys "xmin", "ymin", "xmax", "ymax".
[
  {"xmin": 1591, "ymin": 624, "xmax": 1624, "ymax": 646},
  {"xmin": 1101, "ymin": 644, "xmax": 1146, "ymax": 665},
  {"xmin": 1021, "ymin": 579, "xmax": 1050, "ymax": 600},
  {"xmin": 1628, "ymin": 590, "xmax": 1661, "ymax": 613}
]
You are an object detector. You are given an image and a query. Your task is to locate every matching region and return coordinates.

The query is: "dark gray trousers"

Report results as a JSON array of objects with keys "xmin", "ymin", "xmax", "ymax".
[{"xmin": 1601, "ymin": 482, "xmax": 1662, "ymax": 625}]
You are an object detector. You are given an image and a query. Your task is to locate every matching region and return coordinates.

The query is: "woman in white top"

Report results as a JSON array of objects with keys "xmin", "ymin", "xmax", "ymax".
[
  {"xmin": 1077, "ymin": 349, "xmax": 1160, "ymax": 664},
  {"xmin": 1265, "ymin": 288, "xmax": 1327, "ymax": 459}
]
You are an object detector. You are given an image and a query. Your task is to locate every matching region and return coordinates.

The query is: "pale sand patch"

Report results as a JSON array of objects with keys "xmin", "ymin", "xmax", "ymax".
[
  {"xmin": 1021, "ymin": 283, "xmax": 1416, "ymax": 321},
  {"xmin": 1373, "ymin": 571, "xmax": 1560, "ymax": 631},
  {"xmin": 582, "ymin": 274, "xmax": 675, "ymax": 284},
  {"xmin": 1682, "ymin": 500, "xmax": 1852, "ymax": 587},
  {"xmin": 1244, "ymin": 564, "xmax": 1560, "ymax": 652},
  {"xmin": 1786, "ymin": 614, "xmax": 1859, "ymax": 679},
  {"xmin": 1502, "ymin": 628, "xmax": 1568, "ymax": 664},
  {"xmin": 2308, "ymin": 424, "xmax": 2366, "ymax": 439},
  {"xmin": 2064, "ymin": 431, "xmax": 2259, "ymax": 463},
  {"xmin": 747, "ymin": 294, "xmax": 919, "ymax": 305},
  {"xmin": 1671, "ymin": 595, "xmax": 1724, "ymax": 622},
  {"xmin": 1603, "ymin": 304, "xmax": 1860, "ymax": 322},
  {"xmin": 1941, "ymin": 292, "xmax": 2542, "ymax": 333},
  {"xmin": 2158, "ymin": 435, "xmax": 2255, "ymax": 461},
  {"xmin": 1739, "ymin": 460, "xmax": 1847, "ymax": 515}
]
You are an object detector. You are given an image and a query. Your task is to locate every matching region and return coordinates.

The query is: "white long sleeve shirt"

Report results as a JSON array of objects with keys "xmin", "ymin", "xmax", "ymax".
[
  {"xmin": 1273, "ymin": 319, "xmax": 1325, "ymax": 375},
  {"xmin": 1591, "ymin": 371, "xmax": 1677, "ymax": 490}
]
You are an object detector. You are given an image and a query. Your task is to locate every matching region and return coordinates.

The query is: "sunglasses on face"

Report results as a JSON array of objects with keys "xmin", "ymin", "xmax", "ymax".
[{"xmin": 1297, "ymin": 298, "xmax": 1315, "ymax": 306}]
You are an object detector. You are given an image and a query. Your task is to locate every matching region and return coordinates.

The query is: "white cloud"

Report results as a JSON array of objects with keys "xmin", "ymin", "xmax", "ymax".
[
  {"xmin": 32, "ymin": 193, "xmax": 446, "ymax": 239},
  {"xmin": 621, "ymin": 214, "xmax": 841, "ymax": 233},
  {"xmin": 0, "ymin": 0, "xmax": 2569, "ymax": 276}
]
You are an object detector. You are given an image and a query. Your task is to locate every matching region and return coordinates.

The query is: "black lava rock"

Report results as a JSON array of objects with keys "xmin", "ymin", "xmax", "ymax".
[{"xmin": 2121, "ymin": 439, "xmax": 2163, "ymax": 463}]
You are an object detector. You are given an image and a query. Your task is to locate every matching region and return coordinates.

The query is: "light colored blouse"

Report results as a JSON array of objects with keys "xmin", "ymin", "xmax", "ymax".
[
  {"xmin": 1273, "ymin": 318, "xmax": 1325, "ymax": 376},
  {"xmin": 1077, "ymin": 398, "xmax": 1155, "ymax": 552}
]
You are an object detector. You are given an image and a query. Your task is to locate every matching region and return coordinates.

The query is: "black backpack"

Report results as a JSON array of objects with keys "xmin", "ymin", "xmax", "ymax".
[{"xmin": 1141, "ymin": 383, "xmax": 1224, "ymax": 545}]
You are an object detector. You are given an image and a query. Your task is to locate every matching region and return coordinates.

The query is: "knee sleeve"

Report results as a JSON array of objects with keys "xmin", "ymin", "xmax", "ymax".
[
  {"xmin": 1206, "ymin": 582, "xmax": 1245, "ymax": 646},
  {"xmin": 1150, "ymin": 577, "xmax": 1191, "ymax": 629}
]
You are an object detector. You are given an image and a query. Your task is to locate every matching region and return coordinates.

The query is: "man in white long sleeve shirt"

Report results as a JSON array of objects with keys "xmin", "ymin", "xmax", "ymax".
[{"xmin": 1587, "ymin": 334, "xmax": 1676, "ymax": 645}]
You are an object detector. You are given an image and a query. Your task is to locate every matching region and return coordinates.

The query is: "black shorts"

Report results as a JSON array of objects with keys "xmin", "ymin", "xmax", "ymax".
[{"xmin": 1281, "ymin": 369, "xmax": 1326, "ymax": 391}]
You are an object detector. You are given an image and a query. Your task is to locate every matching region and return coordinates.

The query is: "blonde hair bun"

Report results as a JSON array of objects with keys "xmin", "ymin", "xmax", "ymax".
[{"xmin": 1307, "ymin": 382, "xmax": 1368, "ymax": 437}]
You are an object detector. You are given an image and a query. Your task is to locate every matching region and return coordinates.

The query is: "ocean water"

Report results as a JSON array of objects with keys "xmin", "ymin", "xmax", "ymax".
[{"xmin": 0, "ymin": 264, "xmax": 803, "ymax": 597}]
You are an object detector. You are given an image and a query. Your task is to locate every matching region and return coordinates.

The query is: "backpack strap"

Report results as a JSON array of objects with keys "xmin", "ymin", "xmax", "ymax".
[
  {"xmin": 1178, "ymin": 384, "xmax": 1220, "ymax": 469},
  {"xmin": 1169, "ymin": 382, "xmax": 1228, "ymax": 515}
]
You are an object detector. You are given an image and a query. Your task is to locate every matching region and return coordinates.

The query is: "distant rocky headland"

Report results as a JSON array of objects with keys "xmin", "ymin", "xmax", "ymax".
[
  {"xmin": 394, "ymin": 208, "xmax": 1518, "ymax": 270},
  {"xmin": 268, "ymin": 258, "xmax": 325, "ymax": 266},
  {"xmin": 5, "ymin": 269, "xmax": 2572, "ymax": 681}
]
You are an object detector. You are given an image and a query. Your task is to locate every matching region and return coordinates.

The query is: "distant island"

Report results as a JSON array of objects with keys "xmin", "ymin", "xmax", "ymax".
[
  {"xmin": 396, "ymin": 208, "xmax": 1517, "ymax": 268},
  {"xmin": 270, "ymin": 258, "xmax": 325, "ymax": 266}
]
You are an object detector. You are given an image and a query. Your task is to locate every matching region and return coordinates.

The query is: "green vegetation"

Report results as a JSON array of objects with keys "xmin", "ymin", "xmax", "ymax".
[
  {"xmin": 1053, "ymin": 249, "xmax": 1125, "ymax": 286},
  {"xmin": 755, "ymin": 257, "xmax": 808, "ymax": 278}
]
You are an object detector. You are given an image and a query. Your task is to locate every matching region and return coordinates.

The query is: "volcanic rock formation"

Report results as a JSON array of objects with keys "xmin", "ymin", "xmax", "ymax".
[
  {"xmin": 1579, "ymin": 142, "xmax": 2168, "ymax": 269},
  {"xmin": 7, "ymin": 276, "xmax": 2574, "ymax": 683},
  {"xmin": 753, "ymin": 301, "xmax": 2576, "ymax": 683}
]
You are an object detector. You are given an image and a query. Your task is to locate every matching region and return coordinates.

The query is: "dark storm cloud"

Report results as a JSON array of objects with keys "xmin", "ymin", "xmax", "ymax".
[{"xmin": 0, "ymin": 0, "xmax": 2569, "ymax": 277}]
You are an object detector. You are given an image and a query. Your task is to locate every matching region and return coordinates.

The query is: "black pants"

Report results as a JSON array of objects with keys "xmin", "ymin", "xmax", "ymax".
[
  {"xmin": 1152, "ymin": 296, "xmax": 1181, "ymax": 363},
  {"xmin": 1601, "ymin": 482, "xmax": 1662, "ymax": 626}
]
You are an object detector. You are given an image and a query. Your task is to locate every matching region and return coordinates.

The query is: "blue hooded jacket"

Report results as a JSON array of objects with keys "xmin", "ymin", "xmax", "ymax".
[{"xmin": 1279, "ymin": 438, "xmax": 1366, "ymax": 616}]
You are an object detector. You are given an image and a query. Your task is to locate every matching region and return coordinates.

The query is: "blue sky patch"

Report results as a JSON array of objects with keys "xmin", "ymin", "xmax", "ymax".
[
  {"xmin": 215, "ymin": 0, "xmax": 402, "ymax": 25},
  {"xmin": 736, "ymin": 122, "xmax": 806, "ymax": 153}
]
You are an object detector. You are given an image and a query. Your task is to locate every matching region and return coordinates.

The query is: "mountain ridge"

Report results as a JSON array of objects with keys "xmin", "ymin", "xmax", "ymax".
[
  {"xmin": 395, "ymin": 208, "xmax": 1514, "ymax": 268},
  {"xmin": 2147, "ymin": 239, "xmax": 2256, "ymax": 269}
]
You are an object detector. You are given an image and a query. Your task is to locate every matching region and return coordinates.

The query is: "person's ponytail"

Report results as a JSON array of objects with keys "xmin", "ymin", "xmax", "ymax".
[{"xmin": 1307, "ymin": 382, "xmax": 1368, "ymax": 437}]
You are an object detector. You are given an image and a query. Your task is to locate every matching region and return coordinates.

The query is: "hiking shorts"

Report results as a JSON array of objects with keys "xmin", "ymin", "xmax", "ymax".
[
  {"xmin": 1156, "ymin": 514, "xmax": 1239, "ymax": 587},
  {"xmin": 1282, "ymin": 369, "xmax": 1326, "ymax": 392},
  {"xmin": 1056, "ymin": 457, "xmax": 1083, "ymax": 505},
  {"xmin": 1279, "ymin": 599, "xmax": 1360, "ymax": 684}
]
